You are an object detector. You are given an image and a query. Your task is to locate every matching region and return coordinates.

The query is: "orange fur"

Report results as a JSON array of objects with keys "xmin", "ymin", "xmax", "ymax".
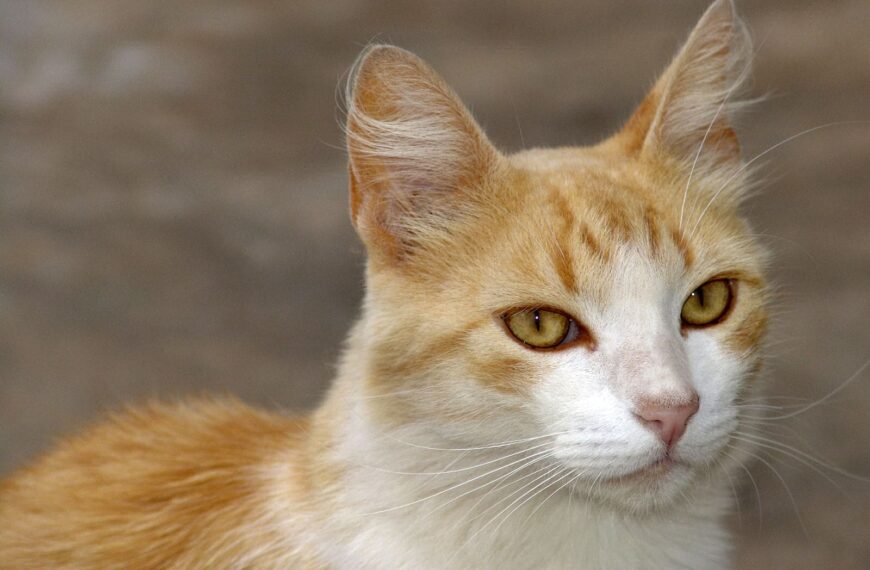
[
  {"xmin": 0, "ymin": 2, "xmax": 771, "ymax": 566},
  {"xmin": 1, "ymin": 399, "xmax": 329, "ymax": 568}
]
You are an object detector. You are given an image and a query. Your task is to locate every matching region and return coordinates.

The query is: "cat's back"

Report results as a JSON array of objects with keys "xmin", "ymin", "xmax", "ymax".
[{"xmin": 0, "ymin": 398, "xmax": 320, "ymax": 569}]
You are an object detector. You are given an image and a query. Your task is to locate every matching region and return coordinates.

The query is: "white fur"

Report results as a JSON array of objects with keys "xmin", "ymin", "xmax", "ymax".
[
  {"xmin": 268, "ymin": 2, "xmax": 762, "ymax": 568},
  {"xmin": 265, "ymin": 241, "xmax": 756, "ymax": 569}
]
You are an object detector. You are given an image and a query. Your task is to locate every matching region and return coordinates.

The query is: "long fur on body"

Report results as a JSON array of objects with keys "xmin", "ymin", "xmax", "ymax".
[{"xmin": 0, "ymin": 1, "xmax": 770, "ymax": 568}]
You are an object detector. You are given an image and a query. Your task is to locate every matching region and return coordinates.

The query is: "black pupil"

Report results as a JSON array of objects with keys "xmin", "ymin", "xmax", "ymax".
[
  {"xmin": 695, "ymin": 287, "xmax": 705, "ymax": 307},
  {"xmin": 533, "ymin": 310, "xmax": 541, "ymax": 331}
]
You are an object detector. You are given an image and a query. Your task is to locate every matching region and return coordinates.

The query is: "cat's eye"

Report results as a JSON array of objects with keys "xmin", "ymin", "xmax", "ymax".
[
  {"xmin": 503, "ymin": 308, "xmax": 576, "ymax": 349},
  {"xmin": 681, "ymin": 279, "xmax": 733, "ymax": 327}
]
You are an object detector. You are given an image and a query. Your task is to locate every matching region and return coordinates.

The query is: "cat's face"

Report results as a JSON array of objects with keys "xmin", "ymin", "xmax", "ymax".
[{"xmin": 347, "ymin": 0, "xmax": 767, "ymax": 511}]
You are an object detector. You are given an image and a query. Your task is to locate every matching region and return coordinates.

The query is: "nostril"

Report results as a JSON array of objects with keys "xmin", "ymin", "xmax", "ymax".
[
  {"xmin": 634, "ymin": 415, "xmax": 663, "ymax": 433},
  {"xmin": 634, "ymin": 396, "xmax": 700, "ymax": 448}
]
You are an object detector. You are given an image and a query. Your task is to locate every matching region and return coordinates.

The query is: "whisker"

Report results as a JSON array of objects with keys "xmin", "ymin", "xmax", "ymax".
[
  {"xmin": 455, "ymin": 451, "xmax": 558, "ymax": 517},
  {"xmin": 736, "ymin": 458, "xmax": 763, "ymax": 523},
  {"xmin": 732, "ymin": 444, "xmax": 809, "ymax": 537},
  {"xmin": 733, "ymin": 431, "xmax": 868, "ymax": 485},
  {"xmin": 360, "ymin": 446, "xmax": 555, "ymax": 516},
  {"xmin": 760, "ymin": 357, "xmax": 870, "ymax": 421},
  {"xmin": 354, "ymin": 386, "xmax": 441, "ymax": 400},
  {"xmin": 444, "ymin": 464, "xmax": 566, "ymax": 566},
  {"xmin": 735, "ymin": 402, "xmax": 816, "ymax": 410},
  {"xmin": 490, "ymin": 467, "xmax": 570, "ymax": 535},
  {"xmin": 358, "ymin": 439, "xmax": 555, "ymax": 476},
  {"xmin": 741, "ymin": 395, "xmax": 814, "ymax": 404},
  {"xmin": 679, "ymin": 36, "xmax": 762, "ymax": 232},
  {"xmin": 520, "ymin": 469, "xmax": 583, "ymax": 529},
  {"xmin": 733, "ymin": 434, "xmax": 841, "ymax": 493},
  {"xmin": 718, "ymin": 457, "xmax": 743, "ymax": 528},
  {"xmin": 458, "ymin": 465, "xmax": 567, "ymax": 557},
  {"xmin": 466, "ymin": 462, "xmax": 565, "ymax": 527},
  {"xmin": 433, "ymin": 450, "xmax": 558, "ymax": 523},
  {"xmin": 379, "ymin": 429, "xmax": 572, "ymax": 453},
  {"xmin": 417, "ymin": 449, "xmax": 474, "ymax": 489},
  {"xmin": 689, "ymin": 120, "xmax": 870, "ymax": 239},
  {"xmin": 723, "ymin": 445, "xmax": 763, "ymax": 524}
]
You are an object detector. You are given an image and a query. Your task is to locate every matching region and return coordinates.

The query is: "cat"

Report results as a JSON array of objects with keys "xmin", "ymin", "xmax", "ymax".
[{"xmin": 0, "ymin": 0, "xmax": 771, "ymax": 568}]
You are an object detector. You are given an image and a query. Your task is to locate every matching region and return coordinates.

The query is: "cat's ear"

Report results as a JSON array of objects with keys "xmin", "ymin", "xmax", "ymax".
[
  {"xmin": 345, "ymin": 45, "xmax": 501, "ymax": 262},
  {"xmin": 615, "ymin": 0, "xmax": 751, "ymax": 174}
]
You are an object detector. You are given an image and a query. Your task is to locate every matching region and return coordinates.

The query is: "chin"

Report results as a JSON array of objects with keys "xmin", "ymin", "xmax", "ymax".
[{"xmin": 578, "ymin": 461, "xmax": 703, "ymax": 513}]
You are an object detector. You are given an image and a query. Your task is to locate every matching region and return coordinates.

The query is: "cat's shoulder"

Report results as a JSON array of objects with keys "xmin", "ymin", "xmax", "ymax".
[
  {"xmin": 5, "ymin": 397, "xmax": 308, "ymax": 478},
  {"xmin": 0, "ymin": 398, "xmax": 318, "ymax": 569}
]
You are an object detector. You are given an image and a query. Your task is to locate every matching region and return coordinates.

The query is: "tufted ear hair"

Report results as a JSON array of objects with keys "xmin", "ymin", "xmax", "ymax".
[
  {"xmin": 615, "ymin": 0, "xmax": 752, "ymax": 179},
  {"xmin": 345, "ymin": 45, "xmax": 501, "ymax": 263}
]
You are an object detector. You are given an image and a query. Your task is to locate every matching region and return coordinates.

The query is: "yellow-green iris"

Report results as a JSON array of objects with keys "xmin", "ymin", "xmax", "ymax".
[
  {"xmin": 505, "ymin": 309, "xmax": 570, "ymax": 348},
  {"xmin": 681, "ymin": 279, "xmax": 732, "ymax": 326}
]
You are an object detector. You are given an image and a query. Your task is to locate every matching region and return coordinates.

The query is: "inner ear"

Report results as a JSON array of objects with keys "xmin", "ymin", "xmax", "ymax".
[
  {"xmin": 613, "ymin": 0, "xmax": 752, "ymax": 171},
  {"xmin": 345, "ymin": 45, "xmax": 501, "ymax": 262}
]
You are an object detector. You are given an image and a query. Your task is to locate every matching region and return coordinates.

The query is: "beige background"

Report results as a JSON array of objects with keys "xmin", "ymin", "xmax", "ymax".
[{"xmin": 1, "ymin": 1, "xmax": 868, "ymax": 567}]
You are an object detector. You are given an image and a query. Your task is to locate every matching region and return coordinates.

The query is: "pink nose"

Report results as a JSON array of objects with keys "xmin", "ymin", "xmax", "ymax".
[{"xmin": 634, "ymin": 397, "xmax": 699, "ymax": 449}]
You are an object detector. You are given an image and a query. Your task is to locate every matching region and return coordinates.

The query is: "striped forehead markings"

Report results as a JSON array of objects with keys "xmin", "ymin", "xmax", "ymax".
[{"xmin": 545, "ymin": 189, "xmax": 695, "ymax": 285}]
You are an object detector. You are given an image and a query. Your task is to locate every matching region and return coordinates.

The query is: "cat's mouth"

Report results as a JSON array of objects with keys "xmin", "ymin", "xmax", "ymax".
[{"xmin": 606, "ymin": 456, "xmax": 681, "ymax": 484}]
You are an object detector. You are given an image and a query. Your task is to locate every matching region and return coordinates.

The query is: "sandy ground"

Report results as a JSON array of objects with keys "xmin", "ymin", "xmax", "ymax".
[{"xmin": 1, "ymin": 0, "xmax": 868, "ymax": 567}]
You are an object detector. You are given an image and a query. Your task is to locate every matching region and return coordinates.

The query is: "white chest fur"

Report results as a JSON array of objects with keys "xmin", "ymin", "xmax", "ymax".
[{"xmin": 302, "ymin": 417, "xmax": 733, "ymax": 570}]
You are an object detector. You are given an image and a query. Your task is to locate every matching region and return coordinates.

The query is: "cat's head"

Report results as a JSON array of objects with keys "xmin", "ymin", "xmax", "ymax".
[{"xmin": 344, "ymin": 0, "xmax": 767, "ymax": 511}]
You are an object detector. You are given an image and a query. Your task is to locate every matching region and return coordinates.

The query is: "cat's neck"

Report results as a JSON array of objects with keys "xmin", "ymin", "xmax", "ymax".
[{"xmin": 300, "ymin": 348, "xmax": 734, "ymax": 569}]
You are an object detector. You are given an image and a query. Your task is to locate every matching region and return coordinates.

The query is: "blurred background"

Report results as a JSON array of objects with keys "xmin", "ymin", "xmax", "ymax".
[{"xmin": 0, "ymin": 0, "xmax": 868, "ymax": 567}]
